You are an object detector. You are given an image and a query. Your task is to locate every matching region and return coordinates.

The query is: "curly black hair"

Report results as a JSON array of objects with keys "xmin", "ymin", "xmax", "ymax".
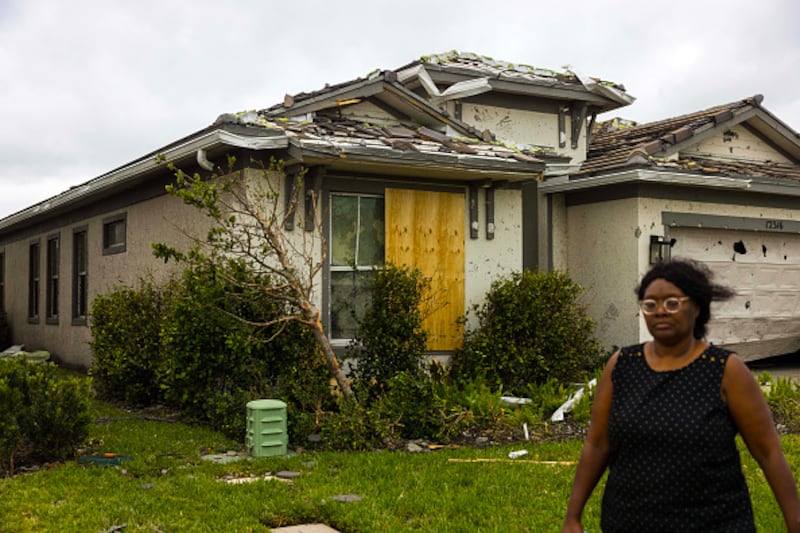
[{"xmin": 636, "ymin": 258, "xmax": 735, "ymax": 340}]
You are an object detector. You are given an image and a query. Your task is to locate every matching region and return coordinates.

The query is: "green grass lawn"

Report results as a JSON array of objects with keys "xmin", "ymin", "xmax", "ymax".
[{"xmin": 1, "ymin": 399, "xmax": 797, "ymax": 532}]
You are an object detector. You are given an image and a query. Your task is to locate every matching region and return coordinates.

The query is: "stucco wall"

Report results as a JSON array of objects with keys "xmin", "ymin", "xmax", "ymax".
[
  {"xmin": 681, "ymin": 124, "xmax": 792, "ymax": 163},
  {"xmin": 566, "ymin": 197, "xmax": 641, "ymax": 352},
  {"xmin": 461, "ymin": 102, "xmax": 586, "ymax": 163},
  {"xmin": 463, "ymin": 187, "xmax": 522, "ymax": 329},
  {"xmin": 3, "ymin": 192, "xmax": 206, "ymax": 368}
]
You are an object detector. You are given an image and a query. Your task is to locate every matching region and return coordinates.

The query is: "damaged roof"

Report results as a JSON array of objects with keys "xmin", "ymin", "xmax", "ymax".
[
  {"xmin": 395, "ymin": 51, "xmax": 634, "ymax": 111},
  {"xmin": 214, "ymin": 110, "xmax": 557, "ymax": 180},
  {"xmin": 577, "ymin": 95, "xmax": 800, "ymax": 182}
]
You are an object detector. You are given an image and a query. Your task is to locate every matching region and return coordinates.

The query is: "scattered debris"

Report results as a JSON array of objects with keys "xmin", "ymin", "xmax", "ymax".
[
  {"xmin": 507, "ymin": 449, "xmax": 528, "ymax": 459},
  {"xmin": 448, "ymin": 458, "xmax": 575, "ymax": 466},
  {"xmin": 77, "ymin": 454, "xmax": 133, "ymax": 467},
  {"xmin": 219, "ymin": 473, "xmax": 292, "ymax": 485},
  {"xmin": 331, "ymin": 494, "xmax": 363, "ymax": 503},
  {"xmin": 500, "ymin": 396, "xmax": 532, "ymax": 405},
  {"xmin": 551, "ymin": 379, "xmax": 597, "ymax": 422},
  {"xmin": 276, "ymin": 470, "xmax": 301, "ymax": 480}
]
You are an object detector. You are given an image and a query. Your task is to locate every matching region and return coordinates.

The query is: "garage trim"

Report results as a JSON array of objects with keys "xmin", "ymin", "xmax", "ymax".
[{"xmin": 662, "ymin": 212, "xmax": 800, "ymax": 235}]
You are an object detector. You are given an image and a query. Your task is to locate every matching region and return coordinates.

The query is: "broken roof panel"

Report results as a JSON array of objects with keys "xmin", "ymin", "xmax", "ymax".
[{"xmin": 395, "ymin": 51, "xmax": 634, "ymax": 110}]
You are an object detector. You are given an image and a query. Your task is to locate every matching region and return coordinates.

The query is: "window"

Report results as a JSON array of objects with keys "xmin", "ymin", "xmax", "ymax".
[
  {"xmin": 72, "ymin": 228, "xmax": 88, "ymax": 324},
  {"xmin": 28, "ymin": 240, "xmax": 40, "ymax": 322},
  {"xmin": 329, "ymin": 194, "xmax": 385, "ymax": 341},
  {"xmin": 0, "ymin": 251, "xmax": 5, "ymax": 312},
  {"xmin": 103, "ymin": 213, "xmax": 126, "ymax": 255},
  {"xmin": 46, "ymin": 234, "xmax": 60, "ymax": 324}
]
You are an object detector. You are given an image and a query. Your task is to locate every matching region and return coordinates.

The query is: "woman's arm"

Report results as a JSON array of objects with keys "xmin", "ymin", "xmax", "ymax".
[
  {"xmin": 724, "ymin": 354, "xmax": 800, "ymax": 533},
  {"xmin": 562, "ymin": 351, "xmax": 618, "ymax": 533}
]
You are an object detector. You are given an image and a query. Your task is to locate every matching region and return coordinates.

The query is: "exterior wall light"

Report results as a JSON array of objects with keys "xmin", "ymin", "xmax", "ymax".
[{"xmin": 649, "ymin": 235, "xmax": 674, "ymax": 264}]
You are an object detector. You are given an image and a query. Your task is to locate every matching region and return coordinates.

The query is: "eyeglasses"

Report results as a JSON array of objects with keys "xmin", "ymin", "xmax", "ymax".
[{"xmin": 638, "ymin": 296, "xmax": 691, "ymax": 315}]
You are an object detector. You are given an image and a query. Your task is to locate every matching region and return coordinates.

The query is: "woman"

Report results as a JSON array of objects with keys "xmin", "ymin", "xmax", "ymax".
[{"xmin": 562, "ymin": 258, "xmax": 800, "ymax": 532}]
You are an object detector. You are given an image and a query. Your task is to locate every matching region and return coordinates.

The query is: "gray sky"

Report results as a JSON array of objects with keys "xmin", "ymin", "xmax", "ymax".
[{"xmin": 2, "ymin": 0, "xmax": 798, "ymax": 220}]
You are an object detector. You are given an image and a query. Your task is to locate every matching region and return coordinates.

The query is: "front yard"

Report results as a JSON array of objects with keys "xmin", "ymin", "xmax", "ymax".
[{"xmin": 1, "ymin": 397, "xmax": 796, "ymax": 532}]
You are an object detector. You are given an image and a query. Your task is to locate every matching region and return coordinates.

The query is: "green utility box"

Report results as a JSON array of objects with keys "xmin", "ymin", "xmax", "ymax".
[{"xmin": 246, "ymin": 399, "xmax": 288, "ymax": 457}]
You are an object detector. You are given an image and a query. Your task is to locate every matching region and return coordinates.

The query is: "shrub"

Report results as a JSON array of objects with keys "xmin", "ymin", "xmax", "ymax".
[
  {"xmin": 375, "ymin": 370, "xmax": 442, "ymax": 440},
  {"xmin": 0, "ymin": 358, "xmax": 92, "ymax": 475},
  {"xmin": 158, "ymin": 261, "xmax": 330, "ymax": 438},
  {"xmin": 346, "ymin": 264, "xmax": 430, "ymax": 390},
  {"xmin": 449, "ymin": 269, "xmax": 603, "ymax": 392},
  {"xmin": 765, "ymin": 376, "xmax": 800, "ymax": 433},
  {"xmin": 90, "ymin": 281, "xmax": 164, "ymax": 405}
]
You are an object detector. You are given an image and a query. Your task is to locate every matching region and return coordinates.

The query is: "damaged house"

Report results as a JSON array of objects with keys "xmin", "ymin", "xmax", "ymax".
[
  {"xmin": 0, "ymin": 52, "xmax": 797, "ymax": 368},
  {"xmin": 0, "ymin": 52, "xmax": 630, "ymax": 368}
]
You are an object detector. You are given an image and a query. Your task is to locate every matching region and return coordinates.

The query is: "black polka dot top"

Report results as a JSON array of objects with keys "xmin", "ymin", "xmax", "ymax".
[{"xmin": 601, "ymin": 343, "xmax": 755, "ymax": 533}]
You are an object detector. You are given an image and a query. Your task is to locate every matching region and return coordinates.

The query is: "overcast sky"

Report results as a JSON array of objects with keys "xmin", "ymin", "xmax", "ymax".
[{"xmin": 2, "ymin": 0, "xmax": 798, "ymax": 220}]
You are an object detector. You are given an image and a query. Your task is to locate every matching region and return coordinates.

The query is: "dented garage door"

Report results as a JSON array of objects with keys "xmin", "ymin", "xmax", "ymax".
[{"xmin": 667, "ymin": 214, "xmax": 800, "ymax": 362}]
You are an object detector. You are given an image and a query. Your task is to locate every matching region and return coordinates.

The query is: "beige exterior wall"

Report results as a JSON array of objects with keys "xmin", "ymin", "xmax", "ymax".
[
  {"xmin": 3, "ymin": 192, "xmax": 206, "ymax": 368},
  {"xmin": 463, "ymin": 187, "xmax": 523, "ymax": 329},
  {"xmin": 461, "ymin": 103, "xmax": 587, "ymax": 163},
  {"xmin": 566, "ymin": 197, "xmax": 642, "ymax": 352},
  {"xmin": 681, "ymin": 124, "xmax": 792, "ymax": 163}
]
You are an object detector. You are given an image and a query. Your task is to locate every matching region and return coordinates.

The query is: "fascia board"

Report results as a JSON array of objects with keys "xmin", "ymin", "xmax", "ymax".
[
  {"xmin": 538, "ymin": 168, "xmax": 753, "ymax": 194},
  {"xmin": 0, "ymin": 129, "xmax": 288, "ymax": 231},
  {"xmin": 380, "ymin": 83, "xmax": 476, "ymax": 136},
  {"xmin": 746, "ymin": 109, "xmax": 800, "ymax": 159},
  {"xmin": 268, "ymin": 78, "xmax": 386, "ymax": 117},
  {"xmin": 289, "ymin": 139, "xmax": 544, "ymax": 179},
  {"xmin": 659, "ymin": 108, "xmax": 759, "ymax": 158}
]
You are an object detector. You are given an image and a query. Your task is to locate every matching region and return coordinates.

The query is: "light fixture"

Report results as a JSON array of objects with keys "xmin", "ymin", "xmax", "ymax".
[{"xmin": 649, "ymin": 235, "xmax": 673, "ymax": 264}]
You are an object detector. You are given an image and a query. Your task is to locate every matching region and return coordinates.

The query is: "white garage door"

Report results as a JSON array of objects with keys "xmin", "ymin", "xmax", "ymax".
[{"xmin": 670, "ymin": 225, "xmax": 800, "ymax": 361}]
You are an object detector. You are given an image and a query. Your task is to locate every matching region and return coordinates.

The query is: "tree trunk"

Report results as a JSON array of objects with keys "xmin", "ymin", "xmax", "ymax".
[{"xmin": 308, "ymin": 313, "xmax": 353, "ymax": 399}]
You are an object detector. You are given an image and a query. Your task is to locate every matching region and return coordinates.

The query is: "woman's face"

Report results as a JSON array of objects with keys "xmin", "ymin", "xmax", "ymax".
[{"xmin": 641, "ymin": 278, "xmax": 700, "ymax": 344}]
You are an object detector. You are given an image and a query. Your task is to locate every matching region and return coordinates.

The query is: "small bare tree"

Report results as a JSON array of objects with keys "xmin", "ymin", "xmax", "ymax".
[{"xmin": 153, "ymin": 155, "xmax": 352, "ymax": 398}]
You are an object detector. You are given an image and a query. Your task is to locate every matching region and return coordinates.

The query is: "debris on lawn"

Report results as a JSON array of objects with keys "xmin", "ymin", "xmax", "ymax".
[
  {"xmin": 331, "ymin": 494, "xmax": 363, "ymax": 503},
  {"xmin": 448, "ymin": 458, "xmax": 575, "ymax": 466},
  {"xmin": 508, "ymin": 449, "xmax": 528, "ymax": 459},
  {"xmin": 550, "ymin": 379, "xmax": 597, "ymax": 422},
  {"xmin": 218, "ymin": 472, "xmax": 292, "ymax": 485},
  {"xmin": 77, "ymin": 453, "xmax": 133, "ymax": 467}
]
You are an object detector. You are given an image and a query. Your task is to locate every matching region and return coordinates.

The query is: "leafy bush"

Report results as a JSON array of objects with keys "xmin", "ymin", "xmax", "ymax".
[
  {"xmin": 318, "ymin": 393, "xmax": 394, "ymax": 451},
  {"xmin": 346, "ymin": 264, "xmax": 430, "ymax": 389},
  {"xmin": 90, "ymin": 281, "xmax": 164, "ymax": 405},
  {"xmin": 764, "ymin": 376, "xmax": 800, "ymax": 433},
  {"xmin": 375, "ymin": 370, "xmax": 442, "ymax": 440},
  {"xmin": 449, "ymin": 269, "xmax": 603, "ymax": 392},
  {"xmin": 0, "ymin": 358, "xmax": 92, "ymax": 476},
  {"xmin": 158, "ymin": 261, "xmax": 330, "ymax": 438}
]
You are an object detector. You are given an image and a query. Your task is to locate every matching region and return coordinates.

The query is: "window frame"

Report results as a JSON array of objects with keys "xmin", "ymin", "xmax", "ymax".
[
  {"xmin": 327, "ymin": 192, "xmax": 385, "ymax": 345},
  {"xmin": 102, "ymin": 213, "xmax": 127, "ymax": 255},
  {"xmin": 0, "ymin": 249, "xmax": 5, "ymax": 313},
  {"xmin": 45, "ymin": 233, "xmax": 60, "ymax": 325},
  {"xmin": 28, "ymin": 239, "xmax": 41, "ymax": 323},
  {"xmin": 72, "ymin": 226, "xmax": 89, "ymax": 325}
]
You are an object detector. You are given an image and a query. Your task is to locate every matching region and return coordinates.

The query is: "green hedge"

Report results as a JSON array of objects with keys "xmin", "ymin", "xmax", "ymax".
[
  {"xmin": 0, "ymin": 358, "xmax": 92, "ymax": 476},
  {"xmin": 449, "ymin": 269, "xmax": 603, "ymax": 392}
]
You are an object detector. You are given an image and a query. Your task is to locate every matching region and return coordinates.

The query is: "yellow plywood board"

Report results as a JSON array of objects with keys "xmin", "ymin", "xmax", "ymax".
[{"xmin": 385, "ymin": 189, "xmax": 465, "ymax": 351}]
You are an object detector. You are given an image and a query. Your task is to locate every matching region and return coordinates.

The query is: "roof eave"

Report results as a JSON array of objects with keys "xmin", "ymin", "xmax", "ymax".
[{"xmin": 0, "ymin": 128, "xmax": 289, "ymax": 232}]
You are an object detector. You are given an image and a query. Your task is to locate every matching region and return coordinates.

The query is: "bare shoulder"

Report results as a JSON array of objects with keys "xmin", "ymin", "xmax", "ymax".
[{"xmin": 722, "ymin": 351, "xmax": 760, "ymax": 402}]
